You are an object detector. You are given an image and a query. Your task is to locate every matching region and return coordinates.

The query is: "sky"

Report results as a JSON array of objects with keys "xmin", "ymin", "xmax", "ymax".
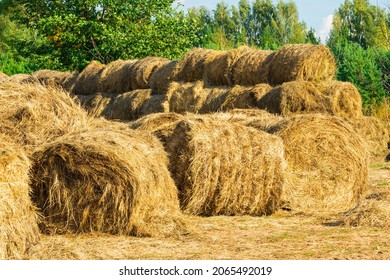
[{"xmin": 176, "ymin": 0, "xmax": 389, "ymax": 43}]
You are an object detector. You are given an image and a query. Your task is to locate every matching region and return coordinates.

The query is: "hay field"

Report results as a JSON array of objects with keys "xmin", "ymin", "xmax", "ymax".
[{"xmin": 1, "ymin": 44, "xmax": 389, "ymax": 260}]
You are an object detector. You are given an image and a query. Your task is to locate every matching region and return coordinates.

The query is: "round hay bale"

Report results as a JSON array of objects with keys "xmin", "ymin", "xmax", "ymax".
[
  {"xmin": 129, "ymin": 57, "xmax": 170, "ymax": 90},
  {"xmin": 268, "ymin": 44, "xmax": 336, "ymax": 85},
  {"xmin": 258, "ymin": 81, "xmax": 331, "ymax": 116},
  {"xmin": 164, "ymin": 115, "xmax": 286, "ymax": 216},
  {"xmin": 349, "ymin": 116, "xmax": 389, "ymax": 162},
  {"xmin": 317, "ymin": 81, "xmax": 363, "ymax": 118},
  {"xmin": 221, "ymin": 84, "xmax": 273, "ymax": 111},
  {"xmin": 61, "ymin": 71, "xmax": 79, "ymax": 93},
  {"xmin": 102, "ymin": 89, "xmax": 152, "ymax": 121},
  {"xmin": 198, "ymin": 86, "xmax": 230, "ymax": 113},
  {"xmin": 175, "ymin": 48, "xmax": 219, "ymax": 82},
  {"xmin": 343, "ymin": 192, "xmax": 390, "ymax": 228},
  {"xmin": 148, "ymin": 61, "xmax": 179, "ymax": 95},
  {"xmin": 72, "ymin": 60, "xmax": 105, "ymax": 95},
  {"xmin": 8, "ymin": 74, "xmax": 34, "ymax": 84},
  {"xmin": 203, "ymin": 47, "xmax": 248, "ymax": 86},
  {"xmin": 31, "ymin": 69, "xmax": 76, "ymax": 90},
  {"xmin": 0, "ymin": 134, "xmax": 40, "ymax": 259},
  {"xmin": 139, "ymin": 94, "xmax": 170, "ymax": 117},
  {"xmin": 98, "ymin": 59, "xmax": 138, "ymax": 93},
  {"xmin": 76, "ymin": 93, "xmax": 113, "ymax": 117},
  {"xmin": 164, "ymin": 81, "xmax": 208, "ymax": 114},
  {"xmin": 30, "ymin": 128, "xmax": 188, "ymax": 237},
  {"xmin": 270, "ymin": 114, "xmax": 369, "ymax": 213},
  {"xmin": 0, "ymin": 71, "xmax": 9, "ymax": 82},
  {"xmin": 230, "ymin": 49, "xmax": 274, "ymax": 85},
  {"xmin": 0, "ymin": 82, "xmax": 90, "ymax": 154}
]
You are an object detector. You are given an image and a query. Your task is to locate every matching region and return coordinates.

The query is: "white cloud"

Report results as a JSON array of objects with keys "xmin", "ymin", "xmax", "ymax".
[{"xmin": 317, "ymin": 14, "xmax": 334, "ymax": 43}]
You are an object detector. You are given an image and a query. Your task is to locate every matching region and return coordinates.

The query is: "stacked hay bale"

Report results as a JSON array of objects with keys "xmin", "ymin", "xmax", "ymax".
[
  {"xmin": 128, "ymin": 57, "xmax": 170, "ymax": 90},
  {"xmin": 30, "ymin": 124, "xmax": 188, "ymax": 237},
  {"xmin": 267, "ymin": 44, "xmax": 336, "ymax": 85},
  {"xmin": 76, "ymin": 93, "xmax": 113, "ymax": 118},
  {"xmin": 221, "ymin": 84, "xmax": 272, "ymax": 111},
  {"xmin": 8, "ymin": 74, "xmax": 33, "ymax": 84},
  {"xmin": 0, "ymin": 134, "xmax": 40, "ymax": 259},
  {"xmin": 0, "ymin": 71, "xmax": 9, "ymax": 82},
  {"xmin": 72, "ymin": 60, "xmax": 104, "ymax": 95},
  {"xmin": 230, "ymin": 48, "xmax": 274, "ymax": 85},
  {"xmin": 0, "ymin": 82, "xmax": 90, "ymax": 154},
  {"xmin": 161, "ymin": 115, "xmax": 286, "ymax": 216},
  {"xmin": 31, "ymin": 69, "xmax": 79, "ymax": 92},
  {"xmin": 97, "ymin": 59, "xmax": 137, "ymax": 94},
  {"xmin": 148, "ymin": 61, "xmax": 179, "ymax": 95},
  {"xmin": 266, "ymin": 114, "xmax": 368, "ymax": 213},
  {"xmin": 258, "ymin": 81, "xmax": 332, "ymax": 116}
]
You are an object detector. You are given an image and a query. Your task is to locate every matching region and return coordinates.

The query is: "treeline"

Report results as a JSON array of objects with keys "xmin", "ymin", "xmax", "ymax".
[{"xmin": 0, "ymin": 0, "xmax": 388, "ymax": 104}]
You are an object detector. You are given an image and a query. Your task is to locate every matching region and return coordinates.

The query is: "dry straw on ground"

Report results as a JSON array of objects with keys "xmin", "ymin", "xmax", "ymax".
[
  {"xmin": 269, "ymin": 114, "xmax": 368, "ymax": 213},
  {"xmin": 98, "ymin": 59, "xmax": 138, "ymax": 93},
  {"xmin": 221, "ymin": 84, "xmax": 273, "ymax": 111},
  {"xmin": 230, "ymin": 49, "xmax": 274, "ymax": 85},
  {"xmin": 72, "ymin": 60, "xmax": 104, "ymax": 95},
  {"xmin": 175, "ymin": 48, "xmax": 218, "ymax": 82},
  {"xmin": 164, "ymin": 115, "xmax": 286, "ymax": 216},
  {"xmin": 317, "ymin": 81, "xmax": 363, "ymax": 119},
  {"xmin": 268, "ymin": 44, "xmax": 336, "ymax": 85},
  {"xmin": 343, "ymin": 192, "xmax": 390, "ymax": 228},
  {"xmin": 129, "ymin": 57, "xmax": 170, "ymax": 90},
  {"xmin": 30, "ymin": 125, "xmax": 188, "ymax": 237},
  {"xmin": 148, "ymin": 61, "xmax": 179, "ymax": 95},
  {"xmin": 203, "ymin": 47, "xmax": 249, "ymax": 86},
  {"xmin": 349, "ymin": 116, "xmax": 389, "ymax": 162},
  {"xmin": 164, "ymin": 81, "xmax": 209, "ymax": 114},
  {"xmin": 0, "ymin": 134, "xmax": 40, "ymax": 259},
  {"xmin": 0, "ymin": 82, "xmax": 91, "ymax": 154},
  {"xmin": 258, "ymin": 81, "xmax": 331, "ymax": 116}
]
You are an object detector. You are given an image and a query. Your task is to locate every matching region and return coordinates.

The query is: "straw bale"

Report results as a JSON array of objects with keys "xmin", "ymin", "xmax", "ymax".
[
  {"xmin": 76, "ymin": 94, "xmax": 113, "ymax": 117},
  {"xmin": 164, "ymin": 115, "xmax": 286, "ymax": 216},
  {"xmin": 343, "ymin": 192, "xmax": 390, "ymax": 228},
  {"xmin": 72, "ymin": 60, "xmax": 104, "ymax": 95},
  {"xmin": 0, "ymin": 71, "xmax": 9, "ymax": 82},
  {"xmin": 30, "ymin": 127, "xmax": 188, "ymax": 237},
  {"xmin": 203, "ymin": 47, "xmax": 248, "ymax": 86},
  {"xmin": 98, "ymin": 59, "xmax": 138, "ymax": 93},
  {"xmin": 317, "ymin": 81, "xmax": 363, "ymax": 118},
  {"xmin": 164, "ymin": 81, "xmax": 208, "ymax": 113},
  {"xmin": 0, "ymin": 134, "xmax": 40, "ymax": 259},
  {"xmin": 0, "ymin": 82, "xmax": 91, "ymax": 154},
  {"xmin": 268, "ymin": 44, "xmax": 336, "ymax": 85},
  {"xmin": 349, "ymin": 116, "xmax": 389, "ymax": 162},
  {"xmin": 136, "ymin": 94, "xmax": 168, "ymax": 117},
  {"xmin": 102, "ymin": 89, "xmax": 152, "ymax": 121},
  {"xmin": 148, "ymin": 61, "xmax": 179, "ymax": 95},
  {"xmin": 198, "ymin": 86, "xmax": 229, "ymax": 113},
  {"xmin": 31, "ymin": 69, "xmax": 77, "ymax": 91},
  {"xmin": 258, "ymin": 81, "xmax": 331, "ymax": 116},
  {"xmin": 175, "ymin": 48, "xmax": 219, "ymax": 82},
  {"xmin": 221, "ymin": 84, "xmax": 272, "ymax": 111},
  {"xmin": 230, "ymin": 49, "xmax": 274, "ymax": 85},
  {"xmin": 8, "ymin": 74, "xmax": 34, "ymax": 84},
  {"xmin": 61, "ymin": 71, "xmax": 79, "ymax": 93},
  {"xmin": 129, "ymin": 57, "xmax": 170, "ymax": 90},
  {"xmin": 270, "ymin": 114, "xmax": 368, "ymax": 213}
]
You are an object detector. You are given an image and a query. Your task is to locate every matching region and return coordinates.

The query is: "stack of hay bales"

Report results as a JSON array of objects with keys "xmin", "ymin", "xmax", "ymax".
[
  {"xmin": 148, "ymin": 61, "xmax": 179, "ymax": 95},
  {"xmin": 30, "ymin": 123, "xmax": 188, "ymax": 237},
  {"xmin": 0, "ymin": 134, "xmax": 40, "ymax": 259},
  {"xmin": 97, "ymin": 59, "xmax": 137, "ymax": 93},
  {"xmin": 72, "ymin": 60, "xmax": 105, "ymax": 95},
  {"xmin": 266, "ymin": 114, "xmax": 368, "ymax": 213}
]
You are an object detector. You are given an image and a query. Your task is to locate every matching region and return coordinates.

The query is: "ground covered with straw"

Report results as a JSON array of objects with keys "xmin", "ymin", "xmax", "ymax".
[{"xmin": 25, "ymin": 163, "xmax": 389, "ymax": 260}]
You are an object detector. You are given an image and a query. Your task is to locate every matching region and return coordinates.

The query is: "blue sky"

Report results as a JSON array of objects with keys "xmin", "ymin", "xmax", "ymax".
[{"xmin": 176, "ymin": 0, "xmax": 389, "ymax": 43}]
